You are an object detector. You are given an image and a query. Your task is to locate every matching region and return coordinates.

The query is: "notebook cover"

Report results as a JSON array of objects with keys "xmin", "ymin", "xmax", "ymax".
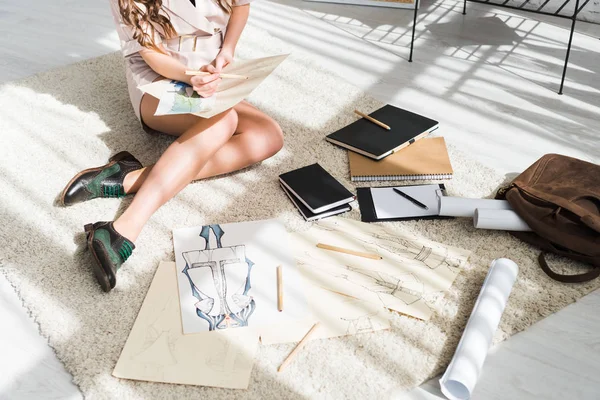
[
  {"xmin": 278, "ymin": 163, "xmax": 355, "ymax": 213},
  {"xmin": 326, "ymin": 105, "xmax": 439, "ymax": 160},
  {"xmin": 348, "ymin": 137, "xmax": 453, "ymax": 180},
  {"xmin": 357, "ymin": 185, "xmax": 453, "ymax": 222},
  {"xmin": 280, "ymin": 183, "xmax": 351, "ymax": 221}
]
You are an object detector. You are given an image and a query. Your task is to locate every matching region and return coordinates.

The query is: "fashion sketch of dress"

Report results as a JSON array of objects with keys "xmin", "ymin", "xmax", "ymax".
[{"xmin": 181, "ymin": 224, "xmax": 256, "ymax": 330}]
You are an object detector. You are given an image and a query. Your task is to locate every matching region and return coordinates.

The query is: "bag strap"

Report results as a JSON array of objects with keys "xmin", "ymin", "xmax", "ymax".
[{"xmin": 539, "ymin": 252, "xmax": 600, "ymax": 283}]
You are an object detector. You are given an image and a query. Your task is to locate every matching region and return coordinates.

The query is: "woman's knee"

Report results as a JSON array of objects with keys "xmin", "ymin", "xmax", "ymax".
[{"xmin": 263, "ymin": 119, "xmax": 284, "ymax": 155}]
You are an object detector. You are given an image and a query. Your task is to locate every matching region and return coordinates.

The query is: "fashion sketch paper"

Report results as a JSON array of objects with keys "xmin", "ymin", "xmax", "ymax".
[
  {"xmin": 113, "ymin": 262, "xmax": 259, "ymax": 389},
  {"xmin": 293, "ymin": 217, "xmax": 472, "ymax": 321},
  {"xmin": 154, "ymin": 80, "xmax": 215, "ymax": 116},
  {"xmin": 173, "ymin": 219, "xmax": 309, "ymax": 337},
  {"xmin": 140, "ymin": 54, "xmax": 289, "ymax": 118}
]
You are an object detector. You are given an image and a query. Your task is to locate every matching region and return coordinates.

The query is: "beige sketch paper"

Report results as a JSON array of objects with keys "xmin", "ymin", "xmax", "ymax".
[
  {"xmin": 293, "ymin": 217, "xmax": 471, "ymax": 321},
  {"xmin": 140, "ymin": 54, "xmax": 289, "ymax": 118},
  {"xmin": 260, "ymin": 276, "xmax": 391, "ymax": 345},
  {"xmin": 113, "ymin": 262, "xmax": 259, "ymax": 389}
]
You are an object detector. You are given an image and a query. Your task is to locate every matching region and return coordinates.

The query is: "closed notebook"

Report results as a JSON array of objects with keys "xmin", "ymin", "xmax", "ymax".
[
  {"xmin": 279, "ymin": 163, "xmax": 355, "ymax": 214},
  {"xmin": 280, "ymin": 183, "xmax": 351, "ymax": 221},
  {"xmin": 348, "ymin": 137, "xmax": 453, "ymax": 182},
  {"xmin": 326, "ymin": 105, "xmax": 439, "ymax": 160}
]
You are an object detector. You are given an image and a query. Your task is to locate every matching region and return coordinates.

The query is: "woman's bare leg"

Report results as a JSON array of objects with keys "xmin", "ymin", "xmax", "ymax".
[
  {"xmin": 112, "ymin": 106, "xmax": 239, "ymax": 242},
  {"xmin": 123, "ymin": 98, "xmax": 284, "ymax": 193}
]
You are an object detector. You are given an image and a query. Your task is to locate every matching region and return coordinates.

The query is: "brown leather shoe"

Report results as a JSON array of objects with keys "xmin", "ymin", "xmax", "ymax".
[
  {"xmin": 59, "ymin": 151, "xmax": 142, "ymax": 206},
  {"xmin": 85, "ymin": 221, "xmax": 135, "ymax": 292}
]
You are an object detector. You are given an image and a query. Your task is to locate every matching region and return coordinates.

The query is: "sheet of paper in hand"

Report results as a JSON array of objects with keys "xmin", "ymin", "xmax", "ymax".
[
  {"xmin": 140, "ymin": 54, "xmax": 289, "ymax": 118},
  {"xmin": 153, "ymin": 80, "xmax": 215, "ymax": 116},
  {"xmin": 173, "ymin": 219, "xmax": 310, "ymax": 338}
]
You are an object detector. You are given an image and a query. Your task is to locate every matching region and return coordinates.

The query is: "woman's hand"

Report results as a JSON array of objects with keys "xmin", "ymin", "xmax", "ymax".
[
  {"xmin": 212, "ymin": 49, "xmax": 234, "ymax": 72},
  {"xmin": 190, "ymin": 64, "xmax": 221, "ymax": 98}
]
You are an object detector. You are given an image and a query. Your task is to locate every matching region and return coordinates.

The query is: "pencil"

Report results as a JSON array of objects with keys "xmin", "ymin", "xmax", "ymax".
[
  {"xmin": 278, "ymin": 322, "xmax": 320, "ymax": 372},
  {"xmin": 185, "ymin": 70, "xmax": 248, "ymax": 80},
  {"xmin": 277, "ymin": 265, "xmax": 283, "ymax": 312},
  {"xmin": 316, "ymin": 243, "xmax": 382, "ymax": 260},
  {"xmin": 354, "ymin": 109, "xmax": 391, "ymax": 130}
]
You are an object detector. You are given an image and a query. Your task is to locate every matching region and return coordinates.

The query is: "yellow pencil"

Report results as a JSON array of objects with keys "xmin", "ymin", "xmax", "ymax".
[
  {"xmin": 278, "ymin": 323, "xmax": 320, "ymax": 372},
  {"xmin": 354, "ymin": 109, "xmax": 391, "ymax": 130},
  {"xmin": 316, "ymin": 243, "xmax": 382, "ymax": 260},
  {"xmin": 277, "ymin": 265, "xmax": 283, "ymax": 312}
]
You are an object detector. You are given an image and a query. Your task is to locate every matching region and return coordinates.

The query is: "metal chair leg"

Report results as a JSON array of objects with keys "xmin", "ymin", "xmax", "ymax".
[
  {"xmin": 558, "ymin": 0, "xmax": 579, "ymax": 95},
  {"xmin": 409, "ymin": 0, "xmax": 420, "ymax": 62}
]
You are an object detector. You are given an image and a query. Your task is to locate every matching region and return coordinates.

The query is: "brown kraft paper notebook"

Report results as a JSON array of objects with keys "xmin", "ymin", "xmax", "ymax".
[{"xmin": 348, "ymin": 137, "xmax": 453, "ymax": 182}]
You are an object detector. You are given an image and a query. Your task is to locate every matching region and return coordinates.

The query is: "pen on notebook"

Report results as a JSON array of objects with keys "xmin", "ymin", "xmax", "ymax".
[
  {"xmin": 393, "ymin": 188, "xmax": 429, "ymax": 210},
  {"xmin": 185, "ymin": 70, "xmax": 248, "ymax": 80},
  {"xmin": 353, "ymin": 110, "xmax": 391, "ymax": 130}
]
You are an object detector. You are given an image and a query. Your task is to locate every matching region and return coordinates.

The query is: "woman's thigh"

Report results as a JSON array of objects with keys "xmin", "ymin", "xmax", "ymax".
[
  {"xmin": 140, "ymin": 93, "xmax": 202, "ymax": 136},
  {"xmin": 141, "ymin": 93, "xmax": 280, "ymax": 138},
  {"xmin": 233, "ymin": 101, "xmax": 282, "ymax": 136}
]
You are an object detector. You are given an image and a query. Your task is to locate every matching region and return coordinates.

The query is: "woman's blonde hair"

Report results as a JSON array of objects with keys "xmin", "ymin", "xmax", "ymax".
[{"xmin": 118, "ymin": 0, "xmax": 233, "ymax": 52}]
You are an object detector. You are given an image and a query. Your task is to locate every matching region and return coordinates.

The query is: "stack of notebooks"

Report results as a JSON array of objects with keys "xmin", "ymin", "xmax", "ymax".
[
  {"xmin": 279, "ymin": 163, "xmax": 354, "ymax": 221},
  {"xmin": 325, "ymin": 105, "xmax": 453, "ymax": 182}
]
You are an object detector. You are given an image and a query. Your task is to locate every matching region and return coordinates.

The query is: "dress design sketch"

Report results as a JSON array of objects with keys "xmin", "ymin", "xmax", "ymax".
[{"xmin": 182, "ymin": 224, "xmax": 256, "ymax": 330}]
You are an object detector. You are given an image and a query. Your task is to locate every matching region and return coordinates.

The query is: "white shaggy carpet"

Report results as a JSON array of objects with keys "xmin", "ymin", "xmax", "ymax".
[{"xmin": 1, "ymin": 25, "xmax": 599, "ymax": 399}]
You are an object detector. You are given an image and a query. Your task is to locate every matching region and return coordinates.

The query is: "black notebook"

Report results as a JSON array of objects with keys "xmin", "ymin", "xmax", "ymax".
[
  {"xmin": 278, "ymin": 163, "xmax": 355, "ymax": 214},
  {"xmin": 326, "ymin": 105, "xmax": 439, "ymax": 160},
  {"xmin": 280, "ymin": 183, "xmax": 351, "ymax": 221}
]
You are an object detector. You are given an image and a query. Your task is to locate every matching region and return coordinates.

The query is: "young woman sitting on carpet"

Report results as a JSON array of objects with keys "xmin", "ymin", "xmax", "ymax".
[{"xmin": 59, "ymin": 0, "xmax": 283, "ymax": 292}]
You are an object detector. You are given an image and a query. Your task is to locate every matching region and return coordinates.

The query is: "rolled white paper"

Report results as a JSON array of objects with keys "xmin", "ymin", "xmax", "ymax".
[
  {"xmin": 439, "ymin": 258, "xmax": 519, "ymax": 400},
  {"xmin": 473, "ymin": 208, "xmax": 532, "ymax": 232},
  {"xmin": 438, "ymin": 196, "xmax": 512, "ymax": 217}
]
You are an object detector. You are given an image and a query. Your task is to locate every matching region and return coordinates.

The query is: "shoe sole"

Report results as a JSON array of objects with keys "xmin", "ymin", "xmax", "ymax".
[
  {"xmin": 85, "ymin": 224, "xmax": 114, "ymax": 293},
  {"xmin": 58, "ymin": 151, "xmax": 132, "ymax": 207}
]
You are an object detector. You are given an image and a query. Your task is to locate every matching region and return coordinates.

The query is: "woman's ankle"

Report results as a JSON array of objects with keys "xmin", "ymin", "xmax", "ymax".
[
  {"xmin": 122, "ymin": 166, "xmax": 150, "ymax": 194},
  {"xmin": 112, "ymin": 219, "xmax": 139, "ymax": 243}
]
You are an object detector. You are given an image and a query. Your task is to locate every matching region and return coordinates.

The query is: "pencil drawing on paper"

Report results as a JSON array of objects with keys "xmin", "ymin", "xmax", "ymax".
[
  {"xmin": 298, "ymin": 255, "xmax": 425, "ymax": 307},
  {"xmin": 181, "ymin": 224, "xmax": 256, "ymax": 331},
  {"xmin": 317, "ymin": 221, "xmax": 463, "ymax": 272}
]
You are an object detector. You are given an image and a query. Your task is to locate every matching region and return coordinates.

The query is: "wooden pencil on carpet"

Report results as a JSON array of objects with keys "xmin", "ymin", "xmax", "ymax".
[
  {"xmin": 278, "ymin": 322, "xmax": 321, "ymax": 373},
  {"xmin": 354, "ymin": 109, "xmax": 391, "ymax": 130},
  {"xmin": 185, "ymin": 70, "xmax": 248, "ymax": 80}
]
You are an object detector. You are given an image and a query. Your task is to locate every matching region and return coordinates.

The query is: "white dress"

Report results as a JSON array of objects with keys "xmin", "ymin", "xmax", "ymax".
[{"xmin": 108, "ymin": 0, "xmax": 252, "ymax": 122}]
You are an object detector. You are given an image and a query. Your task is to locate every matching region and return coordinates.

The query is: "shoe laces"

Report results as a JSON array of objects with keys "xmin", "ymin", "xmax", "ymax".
[
  {"xmin": 102, "ymin": 184, "xmax": 125, "ymax": 198},
  {"xmin": 118, "ymin": 241, "xmax": 134, "ymax": 262}
]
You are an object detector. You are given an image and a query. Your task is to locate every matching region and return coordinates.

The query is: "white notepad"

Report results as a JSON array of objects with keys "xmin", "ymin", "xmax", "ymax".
[{"xmin": 371, "ymin": 185, "xmax": 441, "ymax": 219}]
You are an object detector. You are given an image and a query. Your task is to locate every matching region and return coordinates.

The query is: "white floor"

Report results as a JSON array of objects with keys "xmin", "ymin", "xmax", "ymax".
[{"xmin": 1, "ymin": 0, "xmax": 599, "ymax": 399}]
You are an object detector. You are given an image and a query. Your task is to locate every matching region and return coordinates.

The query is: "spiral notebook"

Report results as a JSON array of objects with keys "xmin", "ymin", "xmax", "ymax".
[{"xmin": 348, "ymin": 137, "xmax": 453, "ymax": 182}]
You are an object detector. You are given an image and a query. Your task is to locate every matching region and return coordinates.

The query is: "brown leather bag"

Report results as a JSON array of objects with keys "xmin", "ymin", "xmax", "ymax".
[{"xmin": 496, "ymin": 154, "xmax": 600, "ymax": 282}]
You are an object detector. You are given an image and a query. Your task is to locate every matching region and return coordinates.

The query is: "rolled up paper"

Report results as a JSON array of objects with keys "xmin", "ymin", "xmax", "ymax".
[
  {"xmin": 439, "ymin": 258, "xmax": 519, "ymax": 400},
  {"xmin": 438, "ymin": 196, "xmax": 512, "ymax": 217},
  {"xmin": 473, "ymin": 208, "xmax": 532, "ymax": 232}
]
